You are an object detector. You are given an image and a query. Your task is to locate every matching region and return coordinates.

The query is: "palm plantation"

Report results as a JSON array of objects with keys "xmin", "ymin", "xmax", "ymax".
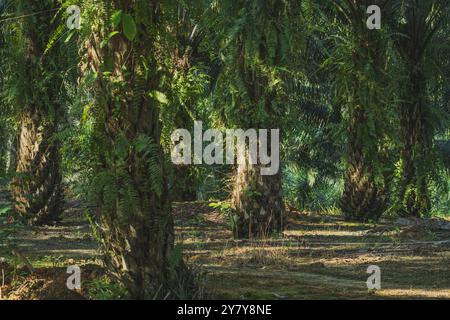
[{"xmin": 0, "ymin": 0, "xmax": 449, "ymax": 300}]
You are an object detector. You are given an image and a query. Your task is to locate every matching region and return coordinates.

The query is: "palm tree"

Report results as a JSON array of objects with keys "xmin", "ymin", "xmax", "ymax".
[
  {"xmin": 80, "ymin": 0, "xmax": 193, "ymax": 299},
  {"xmin": 5, "ymin": 1, "xmax": 64, "ymax": 225},
  {"xmin": 323, "ymin": 0, "xmax": 395, "ymax": 221},
  {"xmin": 392, "ymin": 0, "xmax": 450, "ymax": 217},
  {"xmin": 211, "ymin": 0, "xmax": 303, "ymax": 238}
]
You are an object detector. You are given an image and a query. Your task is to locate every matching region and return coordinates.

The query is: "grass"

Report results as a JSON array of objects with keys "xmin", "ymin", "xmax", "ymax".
[
  {"xmin": 84, "ymin": 276, "xmax": 127, "ymax": 300},
  {"xmin": 1, "ymin": 200, "xmax": 449, "ymax": 300},
  {"xmin": 175, "ymin": 203, "xmax": 450, "ymax": 300}
]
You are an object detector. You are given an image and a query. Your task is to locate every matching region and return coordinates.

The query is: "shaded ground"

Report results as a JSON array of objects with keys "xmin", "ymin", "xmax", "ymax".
[
  {"xmin": 173, "ymin": 203, "xmax": 450, "ymax": 299},
  {"xmin": 14, "ymin": 201, "xmax": 97, "ymax": 260},
  {"xmin": 1, "ymin": 201, "xmax": 449, "ymax": 299}
]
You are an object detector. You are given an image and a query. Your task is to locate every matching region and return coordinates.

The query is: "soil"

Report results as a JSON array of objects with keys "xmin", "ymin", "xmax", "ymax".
[{"xmin": 1, "ymin": 201, "xmax": 449, "ymax": 300}]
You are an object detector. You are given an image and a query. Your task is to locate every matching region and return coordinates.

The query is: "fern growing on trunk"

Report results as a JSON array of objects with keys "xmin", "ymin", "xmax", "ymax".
[
  {"xmin": 80, "ymin": 0, "xmax": 195, "ymax": 299},
  {"xmin": 4, "ymin": 1, "xmax": 65, "ymax": 225},
  {"xmin": 211, "ymin": 0, "xmax": 303, "ymax": 238}
]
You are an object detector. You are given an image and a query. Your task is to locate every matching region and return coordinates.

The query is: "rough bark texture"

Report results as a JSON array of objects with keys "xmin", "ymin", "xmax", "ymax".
[
  {"xmin": 13, "ymin": 111, "xmax": 63, "ymax": 224},
  {"xmin": 11, "ymin": 1, "xmax": 64, "ymax": 225},
  {"xmin": 338, "ymin": 1, "xmax": 389, "ymax": 222},
  {"xmin": 227, "ymin": 0, "xmax": 288, "ymax": 239},
  {"xmin": 393, "ymin": 3, "xmax": 444, "ymax": 217},
  {"xmin": 398, "ymin": 70, "xmax": 431, "ymax": 217},
  {"xmin": 340, "ymin": 108, "xmax": 386, "ymax": 222},
  {"xmin": 231, "ymin": 161, "xmax": 283, "ymax": 239},
  {"xmin": 84, "ymin": 1, "xmax": 193, "ymax": 299},
  {"xmin": 0, "ymin": 125, "xmax": 8, "ymax": 176}
]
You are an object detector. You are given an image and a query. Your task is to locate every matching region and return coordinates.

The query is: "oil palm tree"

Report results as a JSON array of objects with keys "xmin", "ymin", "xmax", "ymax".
[
  {"xmin": 4, "ymin": 1, "xmax": 65, "ymax": 225},
  {"xmin": 80, "ymin": 0, "xmax": 194, "ymax": 299},
  {"xmin": 211, "ymin": 0, "xmax": 303, "ymax": 238},
  {"xmin": 322, "ymin": 0, "xmax": 396, "ymax": 221},
  {"xmin": 391, "ymin": 0, "xmax": 450, "ymax": 217}
]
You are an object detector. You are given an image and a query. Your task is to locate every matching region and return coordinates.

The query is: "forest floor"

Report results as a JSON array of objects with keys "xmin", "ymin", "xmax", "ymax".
[{"xmin": 1, "ymin": 200, "xmax": 450, "ymax": 300}]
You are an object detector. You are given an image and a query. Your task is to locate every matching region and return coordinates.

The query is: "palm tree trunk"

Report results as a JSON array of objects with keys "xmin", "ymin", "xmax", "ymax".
[
  {"xmin": 398, "ymin": 71, "xmax": 431, "ymax": 216},
  {"xmin": 337, "ymin": 5, "xmax": 389, "ymax": 221},
  {"xmin": 226, "ymin": 0, "xmax": 288, "ymax": 239},
  {"xmin": 11, "ymin": 1, "xmax": 64, "ymax": 225},
  {"xmin": 84, "ymin": 1, "xmax": 193, "ymax": 299},
  {"xmin": 340, "ymin": 108, "xmax": 386, "ymax": 221},
  {"xmin": 0, "ymin": 125, "xmax": 8, "ymax": 176},
  {"xmin": 391, "ymin": 1, "xmax": 447, "ymax": 217},
  {"xmin": 97, "ymin": 97, "xmax": 178, "ymax": 298},
  {"xmin": 12, "ymin": 111, "xmax": 63, "ymax": 224},
  {"xmin": 231, "ymin": 161, "xmax": 283, "ymax": 239}
]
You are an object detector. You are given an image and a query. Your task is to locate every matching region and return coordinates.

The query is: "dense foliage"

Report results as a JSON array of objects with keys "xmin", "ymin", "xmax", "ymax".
[{"xmin": 0, "ymin": 0, "xmax": 449, "ymax": 299}]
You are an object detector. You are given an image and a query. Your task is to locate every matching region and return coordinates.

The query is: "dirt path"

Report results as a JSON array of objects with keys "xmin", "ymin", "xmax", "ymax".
[
  {"xmin": 173, "ymin": 202, "xmax": 450, "ymax": 299},
  {"xmin": 3, "ymin": 201, "xmax": 450, "ymax": 299},
  {"xmin": 14, "ymin": 202, "xmax": 98, "ymax": 260}
]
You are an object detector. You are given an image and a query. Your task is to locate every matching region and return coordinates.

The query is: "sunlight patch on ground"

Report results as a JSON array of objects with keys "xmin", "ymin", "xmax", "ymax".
[{"xmin": 376, "ymin": 288, "xmax": 450, "ymax": 299}]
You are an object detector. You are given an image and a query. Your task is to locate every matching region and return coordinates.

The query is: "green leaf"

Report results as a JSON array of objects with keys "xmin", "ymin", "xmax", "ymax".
[
  {"xmin": 122, "ymin": 14, "xmax": 137, "ymax": 41},
  {"xmin": 100, "ymin": 39, "xmax": 108, "ymax": 49},
  {"xmin": 148, "ymin": 91, "xmax": 169, "ymax": 105},
  {"xmin": 81, "ymin": 104, "xmax": 92, "ymax": 124},
  {"xmin": 100, "ymin": 31, "xmax": 120, "ymax": 48},
  {"xmin": 84, "ymin": 72, "xmax": 98, "ymax": 85},
  {"xmin": 64, "ymin": 30, "xmax": 76, "ymax": 43},
  {"xmin": 0, "ymin": 205, "xmax": 11, "ymax": 215},
  {"xmin": 111, "ymin": 10, "xmax": 123, "ymax": 28}
]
